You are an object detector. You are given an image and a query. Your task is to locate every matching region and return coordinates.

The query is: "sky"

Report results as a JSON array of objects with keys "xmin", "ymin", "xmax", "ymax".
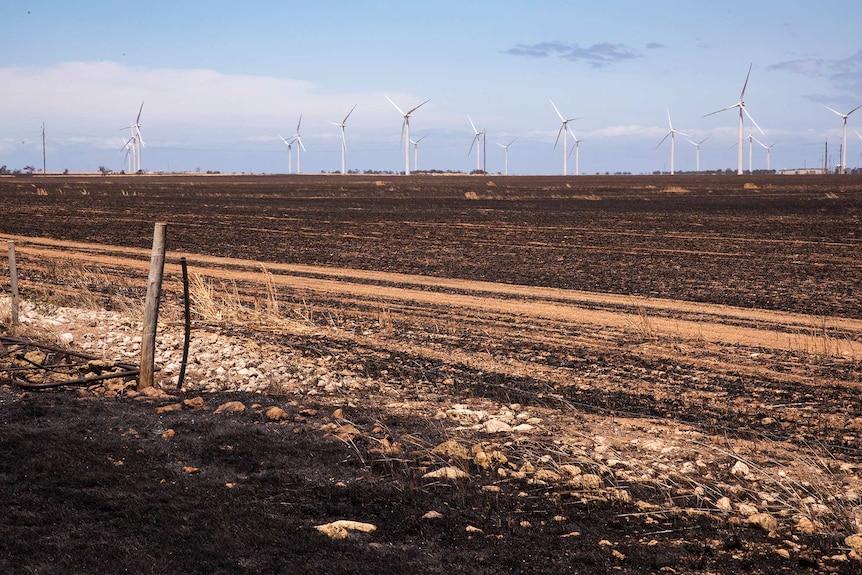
[{"xmin": 1, "ymin": 0, "xmax": 861, "ymax": 175}]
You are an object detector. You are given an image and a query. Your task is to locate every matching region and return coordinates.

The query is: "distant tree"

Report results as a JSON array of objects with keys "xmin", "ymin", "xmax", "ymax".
[{"xmin": 0, "ymin": 165, "xmax": 8, "ymax": 175}]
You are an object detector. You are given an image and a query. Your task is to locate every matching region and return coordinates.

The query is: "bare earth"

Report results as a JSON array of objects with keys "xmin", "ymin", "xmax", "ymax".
[{"xmin": 1, "ymin": 174, "xmax": 862, "ymax": 574}]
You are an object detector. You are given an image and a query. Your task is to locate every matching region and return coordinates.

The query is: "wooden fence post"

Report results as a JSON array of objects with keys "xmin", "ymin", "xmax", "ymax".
[
  {"xmin": 7, "ymin": 241, "xmax": 19, "ymax": 330},
  {"xmin": 139, "ymin": 222, "xmax": 167, "ymax": 389}
]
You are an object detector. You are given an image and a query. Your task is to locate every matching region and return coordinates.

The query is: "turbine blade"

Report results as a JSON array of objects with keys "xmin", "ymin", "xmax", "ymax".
[
  {"xmin": 549, "ymin": 99, "xmax": 565, "ymax": 121},
  {"xmin": 704, "ymin": 103, "xmax": 739, "ymax": 117},
  {"xmin": 406, "ymin": 98, "xmax": 430, "ymax": 115},
  {"xmin": 468, "ymin": 135, "xmax": 478, "ymax": 156},
  {"xmin": 553, "ymin": 125, "xmax": 565, "ymax": 150},
  {"xmin": 384, "ymin": 95, "xmax": 406, "ymax": 115},
  {"xmin": 343, "ymin": 104, "xmax": 357, "ymax": 124},
  {"xmin": 136, "ymin": 101, "xmax": 144, "ymax": 124},
  {"xmin": 666, "ymin": 107, "xmax": 673, "ymax": 130},
  {"xmin": 740, "ymin": 63, "xmax": 753, "ymax": 101},
  {"xmin": 742, "ymin": 106, "xmax": 765, "ymax": 134},
  {"xmin": 656, "ymin": 132, "xmax": 671, "ymax": 149},
  {"xmin": 468, "ymin": 115, "xmax": 479, "ymax": 135},
  {"xmin": 296, "ymin": 113, "xmax": 303, "ymax": 132},
  {"xmin": 699, "ymin": 135, "xmax": 711, "ymax": 144},
  {"xmin": 822, "ymin": 104, "xmax": 845, "ymax": 118},
  {"xmin": 848, "ymin": 103, "xmax": 862, "ymax": 117},
  {"xmin": 296, "ymin": 135, "xmax": 306, "ymax": 152}
]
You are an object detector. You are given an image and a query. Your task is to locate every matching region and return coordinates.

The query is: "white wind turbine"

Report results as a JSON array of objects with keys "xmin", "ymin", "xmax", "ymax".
[
  {"xmin": 567, "ymin": 134, "xmax": 585, "ymax": 176},
  {"xmin": 385, "ymin": 95, "xmax": 430, "ymax": 175},
  {"xmin": 686, "ymin": 136, "xmax": 710, "ymax": 172},
  {"xmin": 468, "ymin": 115, "xmax": 485, "ymax": 172},
  {"xmin": 279, "ymin": 135, "xmax": 297, "ymax": 174},
  {"xmin": 409, "ymin": 136, "xmax": 425, "ymax": 172},
  {"xmin": 550, "ymin": 100, "xmax": 580, "ymax": 176},
  {"xmin": 704, "ymin": 64, "xmax": 763, "ymax": 175},
  {"xmin": 497, "ymin": 138, "xmax": 516, "ymax": 176},
  {"xmin": 121, "ymin": 136, "xmax": 136, "ymax": 173},
  {"xmin": 822, "ymin": 103, "xmax": 862, "ymax": 174},
  {"xmin": 330, "ymin": 104, "xmax": 357, "ymax": 175},
  {"xmin": 292, "ymin": 114, "xmax": 307, "ymax": 174},
  {"xmin": 122, "ymin": 101, "xmax": 144, "ymax": 173},
  {"xmin": 656, "ymin": 108, "xmax": 689, "ymax": 175},
  {"xmin": 752, "ymin": 136, "xmax": 776, "ymax": 171}
]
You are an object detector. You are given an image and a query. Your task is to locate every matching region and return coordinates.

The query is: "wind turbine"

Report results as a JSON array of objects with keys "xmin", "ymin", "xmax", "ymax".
[
  {"xmin": 822, "ymin": 103, "xmax": 862, "ymax": 174},
  {"xmin": 568, "ymin": 134, "xmax": 584, "ymax": 176},
  {"xmin": 550, "ymin": 100, "xmax": 580, "ymax": 176},
  {"xmin": 497, "ymin": 138, "xmax": 516, "ymax": 176},
  {"xmin": 121, "ymin": 136, "xmax": 136, "ymax": 173},
  {"xmin": 704, "ymin": 64, "xmax": 763, "ymax": 175},
  {"xmin": 752, "ymin": 136, "xmax": 776, "ymax": 171},
  {"xmin": 409, "ymin": 136, "xmax": 425, "ymax": 172},
  {"xmin": 292, "ymin": 114, "xmax": 306, "ymax": 174},
  {"xmin": 656, "ymin": 108, "xmax": 689, "ymax": 175},
  {"xmin": 468, "ymin": 115, "xmax": 485, "ymax": 173},
  {"xmin": 122, "ymin": 101, "xmax": 144, "ymax": 173},
  {"xmin": 686, "ymin": 136, "xmax": 710, "ymax": 172},
  {"xmin": 385, "ymin": 95, "xmax": 430, "ymax": 175},
  {"xmin": 330, "ymin": 104, "xmax": 356, "ymax": 175},
  {"xmin": 279, "ymin": 135, "xmax": 296, "ymax": 174}
]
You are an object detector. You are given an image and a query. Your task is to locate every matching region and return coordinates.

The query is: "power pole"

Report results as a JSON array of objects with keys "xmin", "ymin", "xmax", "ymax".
[{"xmin": 41, "ymin": 122, "xmax": 46, "ymax": 174}]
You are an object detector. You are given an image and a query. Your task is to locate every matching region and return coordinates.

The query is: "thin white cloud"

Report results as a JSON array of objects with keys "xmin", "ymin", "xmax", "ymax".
[{"xmin": 504, "ymin": 41, "xmax": 641, "ymax": 68}]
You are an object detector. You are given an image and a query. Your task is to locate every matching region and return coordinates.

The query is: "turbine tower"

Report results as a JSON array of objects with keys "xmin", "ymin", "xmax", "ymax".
[
  {"xmin": 409, "ymin": 135, "xmax": 425, "ymax": 172},
  {"xmin": 822, "ymin": 103, "xmax": 862, "ymax": 174},
  {"xmin": 704, "ymin": 64, "xmax": 763, "ymax": 175},
  {"xmin": 121, "ymin": 136, "xmax": 136, "ymax": 173},
  {"xmin": 686, "ymin": 136, "xmax": 710, "ymax": 172},
  {"xmin": 385, "ymin": 95, "xmax": 430, "ymax": 175},
  {"xmin": 656, "ymin": 108, "xmax": 689, "ymax": 175},
  {"xmin": 330, "ymin": 104, "xmax": 357, "ymax": 175},
  {"xmin": 568, "ymin": 134, "xmax": 584, "ymax": 176},
  {"xmin": 468, "ymin": 115, "xmax": 485, "ymax": 173},
  {"xmin": 279, "ymin": 135, "xmax": 296, "ymax": 174},
  {"xmin": 550, "ymin": 100, "xmax": 580, "ymax": 176},
  {"xmin": 292, "ymin": 114, "xmax": 306, "ymax": 174},
  {"xmin": 497, "ymin": 138, "xmax": 516, "ymax": 176}
]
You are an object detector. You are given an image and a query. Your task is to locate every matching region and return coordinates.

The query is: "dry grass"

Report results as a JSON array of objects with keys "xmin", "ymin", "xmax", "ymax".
[{"xmin": 187, "ymin": 268, "xmax": 317, "ymax": 335}]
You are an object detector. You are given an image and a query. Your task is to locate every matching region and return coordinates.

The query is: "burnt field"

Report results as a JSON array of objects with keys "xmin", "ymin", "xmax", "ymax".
[
  {"xmin": 2, "ymin": 173, "xmax": 862, "ymax": 574},
  {"xmin": 2, "ymin": 173, "xmax": 862, "ymax": 317}
]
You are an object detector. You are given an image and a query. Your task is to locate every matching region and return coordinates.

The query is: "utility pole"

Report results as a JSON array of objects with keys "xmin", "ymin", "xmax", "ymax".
[
  {"xmin": 483, "ymin": 129, "xmax": 487, "ymax": 174},
  {"xmin": 41, "ymin": 122, "xmax": 46, "ymax": 174}
]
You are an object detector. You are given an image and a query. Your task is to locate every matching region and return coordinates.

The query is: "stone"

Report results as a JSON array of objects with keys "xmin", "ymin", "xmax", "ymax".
[
  {"xmin": 748, "ymin": 513, "xmax": 778, "ymax": 532},
  {"xmin": 432, "ymin": 439, "xmax": 469, "ymax": 461},
  {"xmin": 155, "ymin": 403, "xmax": 182, "ymax": 414},
  {"xmin": 845, "ymin": 533, "xmax": 862, "ymax": 555},
  {"xmin": 161, "ymin": 429, "xmax": 175, "ymax": 441},
  {"xmin": 422, "ymin": 510, "xmax": 444, "ymax": 520},
  {"xmin": 423, "ymin": 466, "xmax": 470, "ymax": 480},
  {"xmin": 716, "ymin": 497, "xmax": 733, "ymax": 512},
  {"xmin": 731, "ymin": 460, "xmax": 751, "ymax": 478},
  {"xmin": 214, "ymin": 401, "xmax": 246, "ymax": 414},
  {"xmin": 315, "ymin": 520, "xmax": 377, "ymax": 540},
  {"xmin": 483, "ymin": 419, "xmax": 512, "ymax": 434},
  {"xmin": 264, "ymin": 406, "xmax": 288, "ymax": 421},
  {"xmin": 183, "ymin": 396, "xmax": 207, "ymax": 409}
]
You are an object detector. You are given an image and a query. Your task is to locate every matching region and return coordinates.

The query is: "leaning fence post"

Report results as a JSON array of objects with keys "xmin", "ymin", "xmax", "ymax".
[
  {"xmin": 139, "ymin": 222, "xmax": 167, "ymax": 389},
  {"xmin": 7, "ymin": 241, "xmax": 19, "ymax": 329}
]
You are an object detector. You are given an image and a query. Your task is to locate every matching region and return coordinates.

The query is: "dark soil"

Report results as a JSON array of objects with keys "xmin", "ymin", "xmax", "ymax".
[{"xmin": 0, "ymin": 385, "xmax": 854, "ymax": 575}]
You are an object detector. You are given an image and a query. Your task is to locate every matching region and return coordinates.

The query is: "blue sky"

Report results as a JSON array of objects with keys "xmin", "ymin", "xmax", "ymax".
[{"xmin": 1, "ymin": 0, "xmax": 861, "ymax": 174}]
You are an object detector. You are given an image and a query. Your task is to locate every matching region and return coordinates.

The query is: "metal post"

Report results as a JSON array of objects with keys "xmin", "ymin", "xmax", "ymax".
[
  {"xmin": 177, "ymin": 257, "xmax": 191, "ymax": 390},
  {"xmin": 139, "ymin": 222, "xmax": 167, "ymax": 389}
]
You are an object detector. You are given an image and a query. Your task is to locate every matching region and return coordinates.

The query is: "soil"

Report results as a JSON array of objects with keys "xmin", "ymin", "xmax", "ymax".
[{"xmin": 1, "ymin": 173, "xmax": 862, "ymax": 574}]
